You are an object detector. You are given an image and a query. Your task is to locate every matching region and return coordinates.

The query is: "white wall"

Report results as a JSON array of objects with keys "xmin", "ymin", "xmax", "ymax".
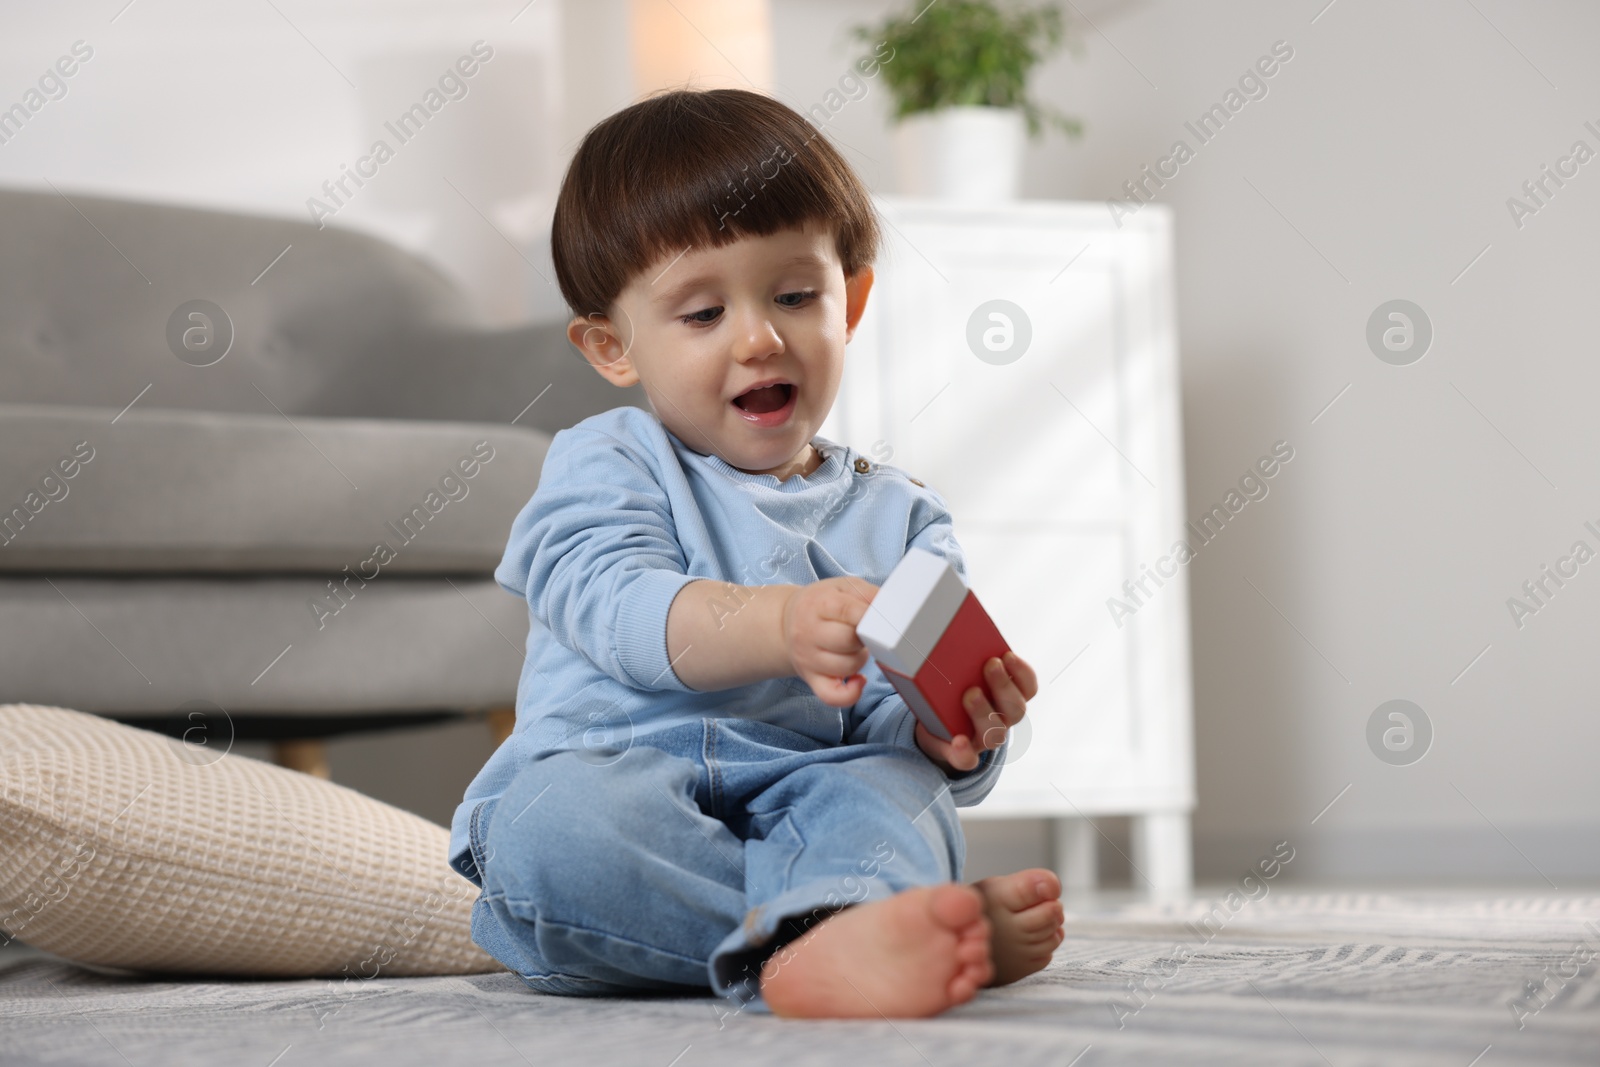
[
  {"xmin": 0, "ymin": 0, "xmax": 562, "ymax": 323},
  {"xmin": 770, "ymin": 0, "xmax": 1600, "ymax": 884},
  {"xmin": 1075, "ymin": 0, "xmax": 1600, "ymax": 884}
]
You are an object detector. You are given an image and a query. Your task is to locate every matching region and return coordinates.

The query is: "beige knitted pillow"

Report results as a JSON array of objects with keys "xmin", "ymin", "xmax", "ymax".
[{"xmin": 0, "ymin": 703, "xmax": 504, "ymax": 978}]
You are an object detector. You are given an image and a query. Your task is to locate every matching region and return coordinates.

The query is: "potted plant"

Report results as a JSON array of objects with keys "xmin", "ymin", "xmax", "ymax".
[{"xmin": 853, "ymin": 0, "xmax": 1084, "ymax": 202}]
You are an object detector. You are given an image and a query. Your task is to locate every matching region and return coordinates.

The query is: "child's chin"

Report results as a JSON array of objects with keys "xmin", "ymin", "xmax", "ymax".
[{"xmin": 731, "ymin": 440, "xmax": 801, "ymax": 470}]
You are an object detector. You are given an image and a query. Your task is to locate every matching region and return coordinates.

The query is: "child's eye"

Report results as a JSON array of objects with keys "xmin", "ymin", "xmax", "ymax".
[
  {"xmin": 679, "ymin": 306, "xmax": 723, "ymax": 327},
  {"xmin": 777, "ymin": 289, "xmax": 817, "ymax": 309},
  {"xmin": 679, "ymin": 291, "xmax": 815, "ymax": 327}
]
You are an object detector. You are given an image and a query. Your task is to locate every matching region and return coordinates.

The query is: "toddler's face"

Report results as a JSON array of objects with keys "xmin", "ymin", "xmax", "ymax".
[{"xmin": 569, "ymin": 221, "xmax": 873, "ymax": 480}]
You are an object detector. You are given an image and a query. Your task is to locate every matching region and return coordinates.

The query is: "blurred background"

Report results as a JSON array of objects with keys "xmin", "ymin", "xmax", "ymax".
[{"xmin": 4, "ymin": 0, "xmax": 1597, "ymax": 888}]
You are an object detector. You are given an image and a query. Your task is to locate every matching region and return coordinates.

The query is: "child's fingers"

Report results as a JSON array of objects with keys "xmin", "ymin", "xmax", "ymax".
[
  {"xmin": 945, "ymin": 731, "xmax": 982, "ymax": 771},
  {"xmin": 836, "ymin": 578, "xmax": 878, "ymax": 606},
  {"xmin": 964, "ymin": 683, "xmax": 1015, "ymax": 755},
  {"xmin": 823, "ymin": 584, "xmax": 876, "ymax": 623},
  {"xmin": 805, "ymin": 646, "xmax": 868, "ymax": 678},
  {"xmin": 814, "ymin": 617, "xmax": 870, "ymax": 655},
  {"xmin": 980, "ymin": 657, "xmax": 1031, "ymax": 725},
  {"xmin": 979, "ymin": 718, "xmax": 1009, "ymax": 751},
  {"xmin": 916, "ymin": 722, "xmax": 980, "ymax": 772},
  {"xmin": 1003, "ymin": 650, "xmax": 1039, "ymax": 700},
  {"xmin": 810, "ymin": 670, "xmax": 865, "ymax": 707}
]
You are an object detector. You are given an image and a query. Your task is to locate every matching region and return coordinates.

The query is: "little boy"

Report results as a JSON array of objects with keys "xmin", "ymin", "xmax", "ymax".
[{"xmin": 448, "ymin": 87, "xmax": 1065, "ymax": 1019}]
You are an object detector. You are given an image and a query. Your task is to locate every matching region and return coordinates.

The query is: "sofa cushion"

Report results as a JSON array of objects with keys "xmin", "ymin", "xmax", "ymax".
[
  {"xmin": 0, "ymin": 574, "xmax": 528, "ymax": 715},
  {"xmin": 0, "ymin": 189, "xmax": 650, "ymax": 430},
  {"xmin": 0, "ymin": 403, "xmax": 548, "ymax": 574},
  {"xmin": 0, "ymin": 703, "xmax": 504, "ymax": 978},
  {"xmin": 0, "ymin": 188, "xmax": 472, "ymax": 419}
]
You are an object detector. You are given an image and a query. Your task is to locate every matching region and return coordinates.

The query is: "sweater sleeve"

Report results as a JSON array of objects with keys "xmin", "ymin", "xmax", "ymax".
[
  {"xmin": 844, "ymin": 485, "xmax": 1008, "ymax": 807},
  {"xmin": 494, "ymin": 425, "xmax": 699, "ymax": 692}
]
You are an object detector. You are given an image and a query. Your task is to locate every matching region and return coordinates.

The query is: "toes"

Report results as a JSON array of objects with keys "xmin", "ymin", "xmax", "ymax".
[
  {"xmin": 955, "ymin": 935, "xmax": 989, "ymax": 965},
  {"xmin": 1015, "ymin": 900, "xmax": 1066, "ymax": 933},
  {"xmin": 950, "ymin": 953, "xmax": 992, "ymax": 1003},
  {"xmin": 974, "ymin": 873, "xmax": 1032, "ymax": 912},
  {"xmin": 930, "ymin": 884, "xmax": 986, "ymax": 931},
  {"xmin": 979, "ymin": 868, "xmax": 1061, "ymax": 913},
  {"xmin": 1017, "ymin": 921, "xmax": 1067, "ymax": 950},
  {"xmin": 961, "ymin": 955, "xmax": 994, "ymax": 991}
]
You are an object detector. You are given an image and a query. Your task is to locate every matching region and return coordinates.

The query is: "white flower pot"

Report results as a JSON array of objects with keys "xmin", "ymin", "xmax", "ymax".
[{"xmin": 891, "ymin": 105, "xmax": 1025, "ymax": 202}]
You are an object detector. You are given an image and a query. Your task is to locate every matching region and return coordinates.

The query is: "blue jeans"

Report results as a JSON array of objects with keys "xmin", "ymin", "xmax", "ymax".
[{"xmin": 465, "ymin": 716, "xmax": 966, "ymax": 1014}]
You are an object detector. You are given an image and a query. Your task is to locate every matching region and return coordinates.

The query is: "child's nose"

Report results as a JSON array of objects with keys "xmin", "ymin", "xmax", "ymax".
[{"xmin": 733, "ymin": 315, "xmax": 784, "ymax": 361}]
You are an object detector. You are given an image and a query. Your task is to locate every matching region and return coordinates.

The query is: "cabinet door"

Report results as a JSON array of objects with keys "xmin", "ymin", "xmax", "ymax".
[{"xmin": 822, "ymin": 198, "xmax": 1194, "ymax": 818}]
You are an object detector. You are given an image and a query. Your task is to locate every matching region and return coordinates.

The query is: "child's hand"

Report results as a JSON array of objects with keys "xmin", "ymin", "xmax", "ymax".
[
  {"xmin": 780, "ymin": 577, "xmax": 880, "ymax": 707},
  {"xmin": 915, "ymin": 651, "xmax": 1039, "ymax": 775}
]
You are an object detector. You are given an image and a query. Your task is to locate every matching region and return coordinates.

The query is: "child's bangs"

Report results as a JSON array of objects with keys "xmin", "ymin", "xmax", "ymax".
[
  {"xmin": 552, "ymin": 89, "xmax": 879, "ymax": 319},
  {"xmin": 629, "ymin": 133, "xmax": 841, "ymax": 275}
]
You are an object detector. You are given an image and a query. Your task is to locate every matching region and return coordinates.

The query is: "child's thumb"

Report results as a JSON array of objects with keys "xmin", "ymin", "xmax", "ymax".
[{"xmin": 819, "ymin": 672, "xmax": 865, "ymax": 706}]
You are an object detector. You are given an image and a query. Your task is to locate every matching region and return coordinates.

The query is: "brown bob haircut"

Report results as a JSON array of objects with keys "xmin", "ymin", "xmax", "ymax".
[{"xmin": 551, "ymin": 88, "xmax": 881, "ymax": 320}]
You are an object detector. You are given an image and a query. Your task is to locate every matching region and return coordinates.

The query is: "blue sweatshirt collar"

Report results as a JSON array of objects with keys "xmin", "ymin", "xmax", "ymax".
[{"xmin": 668, "ymin": 430, "xmax": 851, "ymax": 492}]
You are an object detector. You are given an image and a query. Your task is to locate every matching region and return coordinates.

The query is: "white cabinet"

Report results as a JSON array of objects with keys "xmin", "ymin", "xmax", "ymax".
[{"xmin": 822, "ymin": 197, "xmax": 1195, "ymax": 897}]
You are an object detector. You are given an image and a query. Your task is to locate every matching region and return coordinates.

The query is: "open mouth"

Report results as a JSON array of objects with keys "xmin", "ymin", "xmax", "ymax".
[
  {"xmin": 731, "ymin": 382, "xmax": 797, "ymax": 426},
  {"xmin": 732, "ymin": 383, "xmax": 793, "ymax": 413}
]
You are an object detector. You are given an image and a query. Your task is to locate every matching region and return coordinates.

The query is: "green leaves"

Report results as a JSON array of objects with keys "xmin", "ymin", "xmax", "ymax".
[{"xmin": 851, "ymin": 0, "xmax": 1085, "ymax": 140}]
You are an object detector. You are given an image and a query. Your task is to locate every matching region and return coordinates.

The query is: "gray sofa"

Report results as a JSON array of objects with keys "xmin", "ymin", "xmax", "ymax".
[{"xmin": 0, "ymin": 186, "xmax": 645, "ymax": 769}]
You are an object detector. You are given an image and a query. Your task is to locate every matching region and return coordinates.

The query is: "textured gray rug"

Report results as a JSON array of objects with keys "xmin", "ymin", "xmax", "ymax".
[{"xmin": 3, "ymin": 891, "xmax": 1597, "ymax": 1066}]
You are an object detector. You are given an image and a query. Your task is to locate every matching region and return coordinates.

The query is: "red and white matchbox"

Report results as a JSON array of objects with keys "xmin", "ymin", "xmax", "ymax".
[{"xmin": 855, "ymin": 548, "xmax": 1012, "ymax": 743}]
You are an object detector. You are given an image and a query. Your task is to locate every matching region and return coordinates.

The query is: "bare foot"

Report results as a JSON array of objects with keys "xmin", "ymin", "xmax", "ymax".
[
  {"xmin": 758, "ymin": 884, "xmax": 993, "ymax": 1018},
  {"xmin": 972, "ymin": 868, "xmax": 1066, "ymax": 985}
]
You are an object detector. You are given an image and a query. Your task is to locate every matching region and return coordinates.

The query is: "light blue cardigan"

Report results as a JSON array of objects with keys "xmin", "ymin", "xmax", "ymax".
[{"xmin": 448, "ymin": 405, "xmax": 1004, "ymax": 884}]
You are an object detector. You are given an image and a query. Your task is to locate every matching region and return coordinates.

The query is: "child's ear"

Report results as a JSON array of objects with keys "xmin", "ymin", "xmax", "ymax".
[
  {"xmin": 566, "ymin": 312, "xmax": 639, "ymax": 387},
  {"xmin": 843, "ymin": 267, "xmax": 875, "ymax": 343}
]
